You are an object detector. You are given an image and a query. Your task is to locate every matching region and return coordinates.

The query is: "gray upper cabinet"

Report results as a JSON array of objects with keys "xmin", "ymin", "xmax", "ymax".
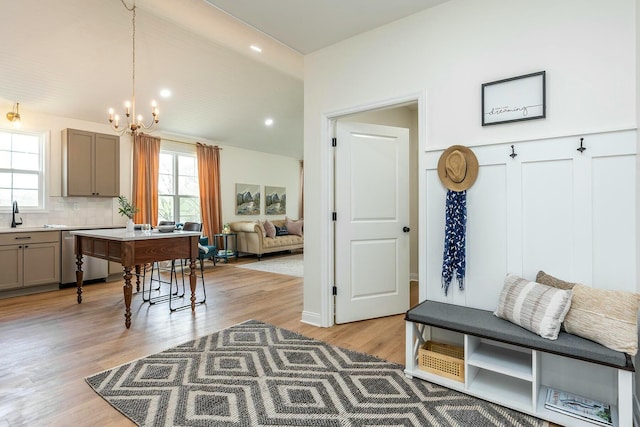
[{"xmin": 62, "ymin": 128, "xmax": 120, "ymax": 197}]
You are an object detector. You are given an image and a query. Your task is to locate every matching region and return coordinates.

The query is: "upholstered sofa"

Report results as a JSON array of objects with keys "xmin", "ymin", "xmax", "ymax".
[{"xmin": 230, "ymin": 219, "xmax": 303, "ymax": 258}]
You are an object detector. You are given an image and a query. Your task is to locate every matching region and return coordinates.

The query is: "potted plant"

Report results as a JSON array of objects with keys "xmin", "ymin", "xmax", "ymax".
[{"xmin": 117, "ymin": 195, "xmax": 139, "ymax": 232}]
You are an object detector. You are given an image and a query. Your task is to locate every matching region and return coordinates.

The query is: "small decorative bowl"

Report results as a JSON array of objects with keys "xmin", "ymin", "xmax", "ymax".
[{"xmin": 156, "ymin": 224, "xmax": 175, "ymax": 233}]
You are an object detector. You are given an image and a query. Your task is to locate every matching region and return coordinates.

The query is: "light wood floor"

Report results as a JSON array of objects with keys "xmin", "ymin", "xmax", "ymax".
[
  {"xmin": 0, "ymin": 255, "xmax": 557, "ymax": 427},
  {"xmin": 0, "ymin": 254, "xmax": 413, "ymax": 427}
]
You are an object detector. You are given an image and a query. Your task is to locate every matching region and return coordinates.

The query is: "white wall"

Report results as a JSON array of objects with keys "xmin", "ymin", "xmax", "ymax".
[
  {"xmin": 634, "ymin": 0, "xmax": 640, "ymax": 418},
  {"xmin": 219, "ymin": 146, "xmax": 301, "ymax": 224},
  {"xmin": 0, "ymin": 109, "xmax": 300, "ymax": 229},
  {"xmin": 302, "ymin": 0, "xmax": 637, "ymax": 324}
]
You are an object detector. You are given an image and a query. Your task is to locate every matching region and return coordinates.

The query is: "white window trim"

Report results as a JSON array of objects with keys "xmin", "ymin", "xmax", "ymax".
[
  {"xmin": 158, "ymin": 147, "xmax": 200, "ymax": 223},
  {"xmin": 0, "ymin": 128, "xmax": 48, "ymax": 213}
]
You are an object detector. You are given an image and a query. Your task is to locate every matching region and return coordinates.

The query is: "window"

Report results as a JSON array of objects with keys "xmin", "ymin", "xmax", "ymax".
[
  {"xmin": 0, "ymin": 130, "xmax": 45, "ymax": 210},
  {"xmin": 158, "ymin": 150, "xmax": 200, "ymax": 224}
]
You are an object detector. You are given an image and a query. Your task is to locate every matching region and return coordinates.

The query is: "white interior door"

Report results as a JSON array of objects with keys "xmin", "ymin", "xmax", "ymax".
[{"xmin": 334, "ymin": 122, "xmax": 410, "ymax": 323}]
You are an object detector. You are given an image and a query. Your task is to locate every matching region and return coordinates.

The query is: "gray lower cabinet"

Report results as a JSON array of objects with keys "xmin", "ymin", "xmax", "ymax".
[{"xmin": 0, "ymin": 231, "xmax": 60, "ymax": 291}]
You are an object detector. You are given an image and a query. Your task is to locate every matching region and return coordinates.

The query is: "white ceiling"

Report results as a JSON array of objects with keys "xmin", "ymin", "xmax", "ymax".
[
  {"xmin": 0, "ymin": 0, "xmax": 446, "ymax": 159},
  {"xmin": 203, "ymin": 0, "xmax": 449, "ymax": 54}
]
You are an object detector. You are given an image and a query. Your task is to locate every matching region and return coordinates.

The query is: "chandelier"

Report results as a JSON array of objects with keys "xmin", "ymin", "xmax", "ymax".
[{"xmin": 108, "ymin": 0, "xmax": 159, "ymax": 135}]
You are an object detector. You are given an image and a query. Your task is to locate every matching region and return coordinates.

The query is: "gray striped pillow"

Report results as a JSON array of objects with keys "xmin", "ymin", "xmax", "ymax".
[{"xmin": 494, "ymin": 274, "xmax": 573, "ymax": 340}]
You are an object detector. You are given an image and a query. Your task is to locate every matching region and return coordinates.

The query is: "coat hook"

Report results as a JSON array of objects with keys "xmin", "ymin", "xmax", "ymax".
[
  {"xmin": 510, "ymin": 145, "xmax": 517, "ymax": 159},
  {"xmin": 577, "ymin": 137, "xmax": 586, "ymax": 153}
]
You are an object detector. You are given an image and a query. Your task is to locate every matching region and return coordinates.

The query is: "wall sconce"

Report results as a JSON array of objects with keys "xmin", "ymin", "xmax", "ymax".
[{"xmin": 6, "ymin": 102, "xmax": 21, "ymax": 128}]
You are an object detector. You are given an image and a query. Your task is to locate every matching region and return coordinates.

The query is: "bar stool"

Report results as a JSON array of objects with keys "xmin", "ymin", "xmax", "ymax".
[
  {"xmin": 169, "ymin": 221, "xmax": 207, "ymax": 311},
  {"xmin": 141, "ymin": 221, "xmax": 180, "ymax": 303}
]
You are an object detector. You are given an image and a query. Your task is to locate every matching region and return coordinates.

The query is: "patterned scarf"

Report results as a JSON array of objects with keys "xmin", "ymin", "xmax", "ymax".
[{"xmin": 441, "ymin": 190, "xmax": 466, "ymax": 296}]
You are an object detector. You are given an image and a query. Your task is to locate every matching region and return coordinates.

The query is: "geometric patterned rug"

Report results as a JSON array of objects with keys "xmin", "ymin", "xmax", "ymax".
[{"xmin": 86, "ymin": 320, "xmax": 545, "ymax": 426}]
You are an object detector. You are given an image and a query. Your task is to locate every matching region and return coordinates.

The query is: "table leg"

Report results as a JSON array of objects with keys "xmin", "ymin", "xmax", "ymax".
[
  {"xmin": 135, "ymin": 264, "xmax": 141, "ymax": 292},
  {"xmin": 189, "ymin": 258, "xmax": 197, "ymax": 310},
  {"xmin": 123, "ymin": 266, "xmax": 133, "ymax": 329},
  {"xmin": 76, "ymin": 253, "xmax": 84, "ymax": 303}
]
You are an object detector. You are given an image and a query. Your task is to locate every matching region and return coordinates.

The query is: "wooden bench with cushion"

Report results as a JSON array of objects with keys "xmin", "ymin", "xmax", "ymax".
[{"xmin": 405, "ymin": 300, "xmax": 634, "ymax": 426}]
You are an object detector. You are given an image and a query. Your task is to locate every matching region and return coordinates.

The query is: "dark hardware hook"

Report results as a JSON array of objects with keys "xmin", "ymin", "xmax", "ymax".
[
  {"xmin": 510, "ymin": 145, "xmax": 517, "ymax": 159},
  {"xmin": 577, "ymin": 137, "xmax": 586, "ymax": 153}
]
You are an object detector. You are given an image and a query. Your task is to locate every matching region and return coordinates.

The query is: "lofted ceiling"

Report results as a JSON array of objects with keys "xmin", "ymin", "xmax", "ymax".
[{"xmin": 0, "ymin": 0, "xmax": 447, "ymax": 159}]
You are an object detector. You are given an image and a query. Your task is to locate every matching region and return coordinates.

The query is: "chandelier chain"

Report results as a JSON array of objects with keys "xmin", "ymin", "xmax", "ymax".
[{"xmin": 108, "ymin": 0, "xmax": 159, "ymax": 136}]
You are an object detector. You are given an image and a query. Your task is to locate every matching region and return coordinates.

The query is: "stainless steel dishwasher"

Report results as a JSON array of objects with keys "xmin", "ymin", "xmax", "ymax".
[{"xmin": 60, "ymin": 230, "xmax": 108, "ymax": 286}]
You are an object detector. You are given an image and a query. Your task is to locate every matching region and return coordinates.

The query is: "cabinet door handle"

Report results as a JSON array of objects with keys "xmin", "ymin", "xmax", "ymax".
[{"xmin": 15, "ymin": 236, "xmax": 31, "ymax": 240}]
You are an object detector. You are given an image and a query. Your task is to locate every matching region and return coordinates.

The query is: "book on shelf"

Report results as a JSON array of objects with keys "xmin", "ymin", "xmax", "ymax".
[{"xmin": 544, "ymin": 387, "xmax": 612, "ymax": 426}]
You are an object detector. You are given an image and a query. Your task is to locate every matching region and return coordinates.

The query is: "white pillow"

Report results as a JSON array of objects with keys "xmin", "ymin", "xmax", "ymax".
[{"xmin": 494, "ymin": 274, "xmax": 573, "ymax": 340}]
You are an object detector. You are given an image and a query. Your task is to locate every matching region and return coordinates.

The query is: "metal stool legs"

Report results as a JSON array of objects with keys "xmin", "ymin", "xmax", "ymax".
[{"xmin": 169, "ymin": 258, "xmax": 206, "ymax": 311}]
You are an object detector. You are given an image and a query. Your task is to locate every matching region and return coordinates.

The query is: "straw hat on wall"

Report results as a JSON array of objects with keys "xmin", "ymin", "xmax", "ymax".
[{"xmin": 437, "ymin": 145, "xmax": 479, "ymax": 192}]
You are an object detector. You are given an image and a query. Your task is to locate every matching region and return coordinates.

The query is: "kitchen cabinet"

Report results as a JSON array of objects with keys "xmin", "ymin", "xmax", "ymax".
[
  {"xmin": 0, "ymin": 231, "xmax": 60, "ymax": 291},
  {"xmin": 62, "ymin": 128, "xmax": 120, "ymax": 197}
]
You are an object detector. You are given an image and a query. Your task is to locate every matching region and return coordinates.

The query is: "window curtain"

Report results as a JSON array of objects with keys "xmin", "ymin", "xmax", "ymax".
[
  {"xmin": 196, "ymin": 143, "xmax": 222, "ymax": 241},
  {"xmin": 299, "ymin": 160, "xmax": 304, "ymax": 219},
  {"xmin": 132, "ymin": 133, "xmax": 160, "ymax": 225}
]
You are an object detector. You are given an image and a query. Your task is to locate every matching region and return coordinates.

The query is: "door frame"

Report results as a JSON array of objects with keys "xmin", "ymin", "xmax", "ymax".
[{"xmin": 317, "ymin": 91, "xmax": 427, "ymax": 327}]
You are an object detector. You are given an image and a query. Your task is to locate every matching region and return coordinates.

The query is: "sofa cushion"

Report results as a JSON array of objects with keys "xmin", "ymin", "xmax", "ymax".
[
  {"xmin": 494, "ymin": 274, "xmax": 573, "ymax": 340},
  {"xmin": 263, "ymin": 220, "xmax": 276, "ymax": 238}
]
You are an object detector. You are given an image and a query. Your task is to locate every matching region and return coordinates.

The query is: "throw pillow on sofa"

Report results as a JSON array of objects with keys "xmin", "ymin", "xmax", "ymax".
[
  {"xmin": 263, "ymin": 220, "xmax": 276, "ymax": 238},
  {"xmin": 286, "ymin": 217, "xmax": 303, "ymax": 236},
  {"xmin": 275, "ymin": 225, "xmax": 289, "ymax": 236},
  {"xmin": 537, "ymin": 271, "xmax": 639, "ymax": 355},
  {"xmin": 494, "ymin": 273, "xmax": 573, "ymax": 340}
]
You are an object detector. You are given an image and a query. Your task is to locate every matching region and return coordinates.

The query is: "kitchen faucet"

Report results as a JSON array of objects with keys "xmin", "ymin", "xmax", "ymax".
[{"xmin": 11, "ymin": 200, "xmax": 22, "ymax": 228}]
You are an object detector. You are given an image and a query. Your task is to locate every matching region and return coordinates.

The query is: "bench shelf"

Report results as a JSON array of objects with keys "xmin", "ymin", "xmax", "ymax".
[{"xmin": 405, "ymin": 301, "xmax": 633, "ymax": 427}]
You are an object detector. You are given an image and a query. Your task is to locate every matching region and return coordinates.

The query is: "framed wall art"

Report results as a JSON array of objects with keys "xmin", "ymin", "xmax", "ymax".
[
  {"xmin": 265, "ymin": 186, "xmax": 286, "ymax": 215},
  {"xmin": 482, "ymin": 71, "xmax": 546, "ymax": 126},
  {"xmin": 235, "ymin": 183, "xmax": 260, "ymax": 215}
]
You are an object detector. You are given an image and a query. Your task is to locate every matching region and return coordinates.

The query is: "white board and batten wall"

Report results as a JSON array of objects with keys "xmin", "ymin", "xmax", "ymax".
[{"xmin": 424, "ymin": 129, "xmax": 637, "ymax": 310}]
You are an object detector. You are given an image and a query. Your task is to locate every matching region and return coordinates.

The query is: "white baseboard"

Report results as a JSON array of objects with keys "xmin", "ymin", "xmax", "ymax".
[
  {"xmin": 300, "ymin": 311, "xmax": 322, "ymax": 327},
  {"xmin": 410, "ymin": 273, "xmax": 419, "ymax": 282}
]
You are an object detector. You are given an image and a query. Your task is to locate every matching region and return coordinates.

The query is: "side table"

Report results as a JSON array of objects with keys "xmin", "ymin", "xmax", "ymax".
[{"xmin": 214, "ymin": 233, "xmax": 238, "ymax": 263}]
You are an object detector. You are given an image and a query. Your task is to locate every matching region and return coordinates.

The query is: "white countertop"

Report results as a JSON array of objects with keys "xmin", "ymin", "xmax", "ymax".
[
  {"xmin": 0, "ymin": 225, "xmax": 124, "ymax": 234},
  {"xmin": 70, "ymin": 228, "xmax": 202, "ymax": 241}
]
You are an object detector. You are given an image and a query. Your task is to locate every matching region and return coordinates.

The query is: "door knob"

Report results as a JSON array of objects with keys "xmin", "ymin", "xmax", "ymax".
[{"xmin": 403, "ymin": 226, "xmax": 410, "ymax": 232}]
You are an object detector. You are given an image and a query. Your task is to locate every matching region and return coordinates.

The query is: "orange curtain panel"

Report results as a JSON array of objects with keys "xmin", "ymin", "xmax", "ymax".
[
  {"xmin": 196, "ymin": 143, "xmax": 222, "ymax": 240},
  {"xmin": 132, "ymin": 133, "xmax": 160, "ymax": 225}
]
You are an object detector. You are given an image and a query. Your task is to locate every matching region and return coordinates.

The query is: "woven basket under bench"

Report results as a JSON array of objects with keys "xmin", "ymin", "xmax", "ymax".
[{"xmin": 418, "ymin": 340, "xmax": 465, "ymax": 382}]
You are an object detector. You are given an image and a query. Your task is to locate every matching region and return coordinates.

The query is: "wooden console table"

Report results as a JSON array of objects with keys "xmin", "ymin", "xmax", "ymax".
[{"xmin": 70, "ymin": 228, "xmax": 202, "ymax": 328}]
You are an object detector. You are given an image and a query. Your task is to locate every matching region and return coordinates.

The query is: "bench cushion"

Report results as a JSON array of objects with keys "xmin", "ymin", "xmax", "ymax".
[{"xmin": 406, "ymin": 300, "xmax": 633, "ymax": 371}]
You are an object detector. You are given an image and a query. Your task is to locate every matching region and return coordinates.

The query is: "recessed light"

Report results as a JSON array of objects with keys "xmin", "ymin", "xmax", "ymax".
[
  {"xmin": 250, "ymin": 45, "xmax": 262, "ymax": 53},
  {"xmin": 160, "ymin": 89, "xmax": 171, "ymax": 98},
  {"xmin": 264, "ymin": 118, "xmax": 274, "ymax": 126}
]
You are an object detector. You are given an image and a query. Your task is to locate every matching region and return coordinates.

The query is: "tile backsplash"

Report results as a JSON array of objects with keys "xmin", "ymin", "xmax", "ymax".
[{"xmin": 1, "ymin": 197, "xmax": 124, "ymax": 228}]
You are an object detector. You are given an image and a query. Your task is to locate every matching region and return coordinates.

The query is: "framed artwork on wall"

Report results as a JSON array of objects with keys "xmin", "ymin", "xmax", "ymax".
[
  {"xmin": 482, "ymin": 71, "xmax": 546, "ymax": 126},
  {"xmin": 235, "ymin": 183, "xmax": 260, "ymax": 215},
  {"xmin": 265, "ymin": 186, "xmax": 286, "ymax": 215}
]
